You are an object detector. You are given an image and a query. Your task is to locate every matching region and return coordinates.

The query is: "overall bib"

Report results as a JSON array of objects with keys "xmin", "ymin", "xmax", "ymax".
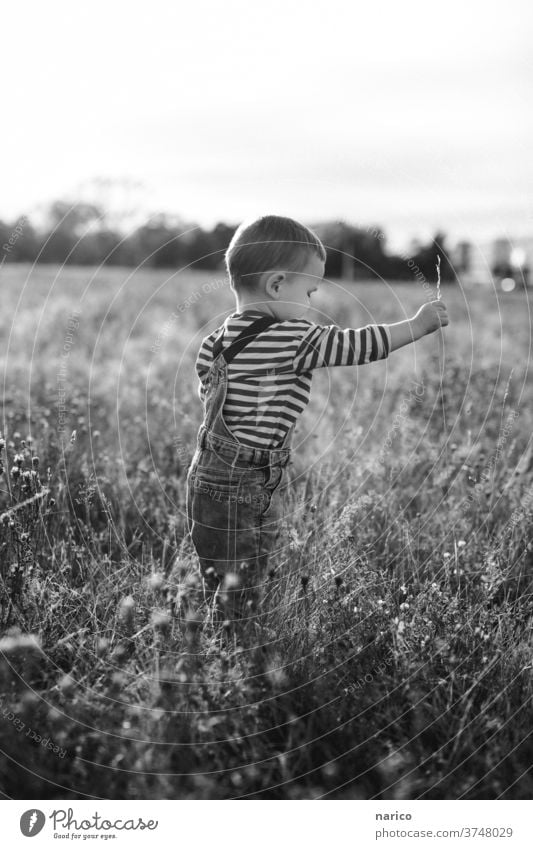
[{"xmin": 186, "ymin": 316, "xmax": 294, "ymax": 611}]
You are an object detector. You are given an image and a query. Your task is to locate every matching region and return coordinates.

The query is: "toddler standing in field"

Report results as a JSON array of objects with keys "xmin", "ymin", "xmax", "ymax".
[{"xmin": 186, "ymin": 215, "xmax": 448, "ymax": 624}]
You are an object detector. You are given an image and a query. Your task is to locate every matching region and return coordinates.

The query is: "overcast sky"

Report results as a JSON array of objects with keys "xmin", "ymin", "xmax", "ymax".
[{"xmin": 3, "ymin": 0, "xmax": 532, "ymax": 251}]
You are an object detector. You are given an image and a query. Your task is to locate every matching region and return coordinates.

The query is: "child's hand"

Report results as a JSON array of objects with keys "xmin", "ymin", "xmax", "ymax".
[{"xmin": 414, "ymin": 300, "xmax": 449, "ymax": 336}]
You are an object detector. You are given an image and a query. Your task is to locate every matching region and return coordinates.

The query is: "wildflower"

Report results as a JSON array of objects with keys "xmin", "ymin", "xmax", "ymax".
[
  {"xmin": 222, "ymin": 572, "xmax": 241, "ymax": 591},
  {"xmin": 147, "ymin": 572, "xmax": 165, "ymax": 592},
  {"xmin": 0, "ymin": 437, "xmax": 5, "ymax": 451},
  {"xmin": 457, "ymin": 540, "xmax": 466, "ymax": 547},
  {"xmin": 443, "ymin": 552, "xmax": 451, "ymax": 559},
  {"xmin": 14, "ymin": 453, "xmax": 24, "ymax": 466},
  {"xmin": 0, "ymin": 633, "xmax": 41, "ymax": 654},
  {"xmin": 109, "ymin": 672, "xmax": 126, "ymax": 693},
  {"xmin": 184, "ymin": 607, "xmax": 202, "ymax": 633},
  {"xmin": 32, "ymin": 456, "xmax": 39, "ymax": 469},
  {"xmin": 265, "ymin": 655, "xmax": 287, "ymax": 688},
  {"xmin": 58, "ymin": 674, "xmax": 76, "ymax": 695},
  {"xmin": 111, "ymin": 642, "xmax": 129, "ymax": 663},
  {"xmin": 152, "ymin": 610, "xmax": 171, "ymax": 634},
  {"xmin": 118, "ymin": 595, "xmax": 135, "ymax": 624},
  {"xmin": 96, "ymin": 637, "xmax": 109, "ymax": 657}
]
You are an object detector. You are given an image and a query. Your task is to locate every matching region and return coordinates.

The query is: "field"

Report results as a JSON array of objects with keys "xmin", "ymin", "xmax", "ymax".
[{"xmin": 1, "ymin": 262, "xmax": 532, "ymax": 800}]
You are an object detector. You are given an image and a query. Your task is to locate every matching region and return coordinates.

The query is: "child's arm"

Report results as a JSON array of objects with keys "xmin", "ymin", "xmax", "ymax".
[
  {"xmin": 293, "ymin": 300, "xmax": 449, "ymax": 371},
  {"xmin": 387, "ymin": 300, "xmax": 449, "ymax": 352}
]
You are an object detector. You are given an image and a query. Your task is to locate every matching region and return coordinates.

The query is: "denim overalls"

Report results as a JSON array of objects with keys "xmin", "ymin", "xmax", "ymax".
[{"xmin": 186, "ymin": 315, "xmax": 293, "ymax": 606}]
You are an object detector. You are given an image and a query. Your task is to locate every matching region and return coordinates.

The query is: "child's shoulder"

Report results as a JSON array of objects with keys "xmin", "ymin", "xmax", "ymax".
[{"xmin": 198, "ymin": 314, "xmax": 321, "ymax": 352}]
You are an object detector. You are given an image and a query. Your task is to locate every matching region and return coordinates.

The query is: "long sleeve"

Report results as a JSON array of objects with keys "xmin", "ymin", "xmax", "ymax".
[
  {"xmin": 195, "ymin": 336, "xmax": 214, "ymax": 403},
  {"xmin": 293, "ymin": 322, "xmax": 391, "ymax": 372}
]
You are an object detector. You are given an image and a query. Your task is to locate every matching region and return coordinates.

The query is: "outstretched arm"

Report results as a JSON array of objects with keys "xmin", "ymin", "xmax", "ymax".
[{"xmin": 292, "ymin": 300, "xmax": 449, "ymax": 371}]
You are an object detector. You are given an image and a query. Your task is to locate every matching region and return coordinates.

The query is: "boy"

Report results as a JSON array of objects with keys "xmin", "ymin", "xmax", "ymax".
[{"xmin": 186, "ymin": 215, "xmax": 448, "ymax": 622}]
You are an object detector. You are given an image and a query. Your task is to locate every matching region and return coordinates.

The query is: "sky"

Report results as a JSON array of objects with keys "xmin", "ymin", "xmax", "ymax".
[{"xmin": 2, "ymin": 0, "xmax": 532, "ymax": 251}]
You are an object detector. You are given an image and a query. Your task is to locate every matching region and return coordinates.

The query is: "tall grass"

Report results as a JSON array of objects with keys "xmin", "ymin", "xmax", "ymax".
[{"xmin": 0, "ymin": 264, "xmax": 532, "ymax": 799}]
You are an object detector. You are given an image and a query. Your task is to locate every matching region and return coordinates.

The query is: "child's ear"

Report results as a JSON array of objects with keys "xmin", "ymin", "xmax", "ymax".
[{"xmin": 264, "ymin": 271, "xmax": 285, "ymax": 300}]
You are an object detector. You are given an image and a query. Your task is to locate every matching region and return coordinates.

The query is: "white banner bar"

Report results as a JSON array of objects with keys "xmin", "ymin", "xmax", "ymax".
[{"xmin": 1, "ymin": 800, "xmax": 530, "ymax": 848}]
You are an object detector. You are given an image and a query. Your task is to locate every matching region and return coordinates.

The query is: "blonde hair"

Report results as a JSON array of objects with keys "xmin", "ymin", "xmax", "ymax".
[{"xmin": 225, "ymin": 214, "xmax": 326, "ymax": 291}]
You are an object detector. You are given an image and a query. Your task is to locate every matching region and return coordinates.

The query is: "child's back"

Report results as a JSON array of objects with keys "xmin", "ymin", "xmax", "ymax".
[{"xmin": 195, "ymin": 308, "xmax": 391, "ymax": 449}]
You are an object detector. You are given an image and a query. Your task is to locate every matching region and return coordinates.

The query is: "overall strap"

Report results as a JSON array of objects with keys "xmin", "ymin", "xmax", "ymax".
[{"xmin": 212, "ymin": 315, "xmax": 277, "ymax": 364}]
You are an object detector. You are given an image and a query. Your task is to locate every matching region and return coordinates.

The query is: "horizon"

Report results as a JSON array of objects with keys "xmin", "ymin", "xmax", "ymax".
[{"xmin": 2, "ymin": 0, "xmax": 532, "ymax": 255}]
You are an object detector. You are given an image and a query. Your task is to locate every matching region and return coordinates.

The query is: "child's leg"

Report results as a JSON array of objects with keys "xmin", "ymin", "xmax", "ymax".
[{"xmin": 186, "ymin": 458, "xmax": 286, "ymax": 630}]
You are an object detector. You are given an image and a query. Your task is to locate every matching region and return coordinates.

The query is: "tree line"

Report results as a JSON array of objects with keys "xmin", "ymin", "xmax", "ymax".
[{"xmin": 1, "ymin": 200, "xmax": 455, "ymax": 282}]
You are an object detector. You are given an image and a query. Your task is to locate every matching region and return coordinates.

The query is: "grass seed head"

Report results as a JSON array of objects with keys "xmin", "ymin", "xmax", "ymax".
[{"xmin": 118, "ymin": 595, "xmax": 135, "ymax": 624}]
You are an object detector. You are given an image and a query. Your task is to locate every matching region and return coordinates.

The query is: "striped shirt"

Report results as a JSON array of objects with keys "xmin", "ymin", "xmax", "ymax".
[{"xmin": 195, "ymin": 309, "xmax": 392, "ymax": 449}]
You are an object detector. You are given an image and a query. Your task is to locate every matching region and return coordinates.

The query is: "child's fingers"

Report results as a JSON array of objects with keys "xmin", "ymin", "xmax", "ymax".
[{"xmin": 430, "ymin": 301, "xmax": 449, "ymax": 327}]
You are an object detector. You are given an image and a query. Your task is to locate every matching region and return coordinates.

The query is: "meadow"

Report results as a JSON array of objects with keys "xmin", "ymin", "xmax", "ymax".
[{"xmin": 0, "ymin": 262, "xmax": 532, "ymax": 799}]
